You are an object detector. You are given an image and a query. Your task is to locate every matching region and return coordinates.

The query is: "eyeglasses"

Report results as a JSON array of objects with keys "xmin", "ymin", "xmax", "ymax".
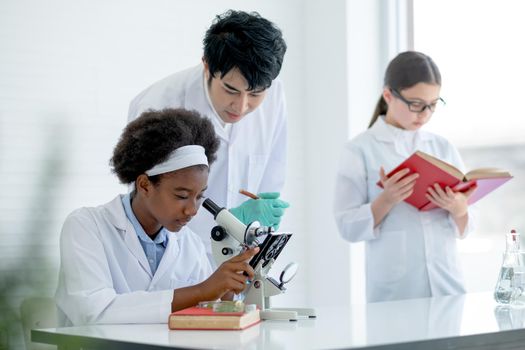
[{"xmin": 390, "ymin": 89, "xmax": 446, "ymax": 113}]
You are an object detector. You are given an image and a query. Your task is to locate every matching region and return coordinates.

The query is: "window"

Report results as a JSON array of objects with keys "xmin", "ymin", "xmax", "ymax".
[{"xmin": 413, "ymin": 0, "xmax": 525, "ymax": 293}]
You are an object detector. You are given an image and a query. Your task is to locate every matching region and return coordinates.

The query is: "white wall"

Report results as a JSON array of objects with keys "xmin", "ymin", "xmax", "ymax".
[
  {"xmin": 345, "ymin": 0, "xmax": 386, "ymax": 306},
  {"xmin": 302, "ymin": 0, "xmax": 351, "ymax": 308}
]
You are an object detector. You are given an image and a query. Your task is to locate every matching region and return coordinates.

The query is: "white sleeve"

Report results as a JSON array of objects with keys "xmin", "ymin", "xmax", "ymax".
[
  {"xmin": 128, "ymin": 95, "xmax": 141, "ymax": 121},
  {"xmin": 57, "ymin": 212, "xmax": 173, "ymax": 325},
  {"xmin": 447, "ymin": 206, "xmax": 477, "ymax": 239},
  {"xmin": 127, "ymin": 80, "xmax": 172, "ymax": 122},
  {"xmin": 333, "ymin": 143, "xmax": 380, "ymax": 243}
]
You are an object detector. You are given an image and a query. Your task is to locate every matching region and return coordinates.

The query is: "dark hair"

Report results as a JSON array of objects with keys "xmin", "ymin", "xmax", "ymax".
[
  {"xmin": 203, "ymin": 10, "xmax": 287, "ymax": 91},
  {"xmin": 369, "ymin": 51, "xmax": 441, "ymax": 128},
  {"xmin": 110, "ymin": 108, "xmax": 220, "ymax": 184}
]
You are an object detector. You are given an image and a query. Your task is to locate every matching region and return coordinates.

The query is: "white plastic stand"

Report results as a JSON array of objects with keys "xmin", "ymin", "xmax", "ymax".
[{"xmin": 243, "ymin": 259, "xmax": 316, "ymax": 321}]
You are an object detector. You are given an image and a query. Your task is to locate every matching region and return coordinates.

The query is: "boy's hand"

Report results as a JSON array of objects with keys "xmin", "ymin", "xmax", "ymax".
[{"xmin": 230, "ymin": 192, "xmax": 290, "ymax": 229}]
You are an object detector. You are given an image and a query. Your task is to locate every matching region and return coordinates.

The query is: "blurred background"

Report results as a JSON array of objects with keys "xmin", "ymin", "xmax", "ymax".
[{"xmin": 1, "ymin": 0, "xmax": 524, "ymax": 348}]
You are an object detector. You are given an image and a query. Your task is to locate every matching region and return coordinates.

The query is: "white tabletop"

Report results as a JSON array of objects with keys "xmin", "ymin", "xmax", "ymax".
[{"xmin": 32, "ymin": 292, "xmax": 525, "ymax": 350}]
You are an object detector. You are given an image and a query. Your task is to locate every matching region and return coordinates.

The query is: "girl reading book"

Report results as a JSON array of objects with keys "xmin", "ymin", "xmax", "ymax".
[
  {"xmin": 55, "ymin": 108, "xmax": 258, "ymax": 325},
  {"xmin": 334, "ymin": 51, "xmax": 476, "ymax": 302}
]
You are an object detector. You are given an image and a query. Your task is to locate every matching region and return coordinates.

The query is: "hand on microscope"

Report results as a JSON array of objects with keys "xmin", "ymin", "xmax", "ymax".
[
  {"xmin": 230, "ymin": 192, "xmax": 290, "ymax": 229},
  {"xmin": 171, "ymin": 247, "xmax": 259, "ymax": 311},
  {"xmin": 200, "ymin": 246, "xmax": 260, "ymax": 301}
]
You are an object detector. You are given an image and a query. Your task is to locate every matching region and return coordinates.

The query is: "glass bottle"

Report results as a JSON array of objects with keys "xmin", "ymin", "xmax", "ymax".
[{"xmin": 494, "ymin": 230, "xmax": 525, "ymax": 304}]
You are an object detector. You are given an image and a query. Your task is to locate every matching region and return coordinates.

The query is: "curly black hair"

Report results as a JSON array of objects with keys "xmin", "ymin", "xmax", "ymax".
[
  {"xmin": 110, "ymin": 108, "xmax": 220, "ymax": 184},
  {"xmin": 203, "ymin": 10, "xmax": 287, "ymax": 91}
]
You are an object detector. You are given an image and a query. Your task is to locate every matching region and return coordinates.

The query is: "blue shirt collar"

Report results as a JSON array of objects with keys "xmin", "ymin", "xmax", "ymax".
[{"xmin": 121, "ymin": 193, "xmax": 168, "ymax": 247}]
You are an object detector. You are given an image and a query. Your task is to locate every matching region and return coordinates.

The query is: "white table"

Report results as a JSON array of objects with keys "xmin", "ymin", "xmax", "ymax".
[{"xmin": 32, "ymin": 292, "xmax": 525, "ymax": 349}]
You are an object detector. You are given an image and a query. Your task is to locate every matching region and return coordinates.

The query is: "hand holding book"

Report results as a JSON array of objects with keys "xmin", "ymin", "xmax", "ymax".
[
  {"xmin": 425, "ymin": 182, "xmax": 477, "ymax": 217},
  {"xmin": 377, "ymin": 151, "xmax": 512, "ymax": 211},
  {"xmin": 378, "ymin": 166, "xmax": 420, "ymax": 207}
]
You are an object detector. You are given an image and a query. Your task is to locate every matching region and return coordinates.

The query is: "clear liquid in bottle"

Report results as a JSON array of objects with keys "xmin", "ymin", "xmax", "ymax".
[
  {"xmin": 495, "ymin": 267, "xmax": 518, "ymax": 303},
  {"xmin": 494, "ymin": 230, "xmax": 525, "ymax": 305}
]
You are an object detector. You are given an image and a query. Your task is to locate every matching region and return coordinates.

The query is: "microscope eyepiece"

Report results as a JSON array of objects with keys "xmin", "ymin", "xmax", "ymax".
[{"xmin": 202, "ymin": 198, "xmax": 222, "ymax": 218}]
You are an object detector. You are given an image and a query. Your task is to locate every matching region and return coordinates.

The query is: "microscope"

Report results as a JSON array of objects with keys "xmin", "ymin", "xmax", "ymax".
[{"xmin": 202, "ymin": 198, "xmax": 316, "ymax": 321}]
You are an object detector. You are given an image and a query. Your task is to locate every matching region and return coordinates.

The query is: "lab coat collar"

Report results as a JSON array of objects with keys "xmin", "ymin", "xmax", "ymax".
[
  {"xmin": 120, "ymin": 192, "xmax": 168, "ymax": 248},
  {"xmin": 150, "ymin": 229, "xmax": 182, "ymax": 286},
  {"xmin": 104, "ymin": 195, "xmax": 130, "ymax": 231},
  {"xmin": 370, "ymin": 116, "xmax": 432, "ymax": 157},
  {"xmin": 104, "ymin": 195, "xmax": 154, "ymax": 278},
  {"xmin": 184, "ymin": 63, "xmax": 234, "ymax": 143},
  {"xmin": 203, "ymin": 71, "xmax": 233, "ymax": 136},
  {"xmin": 103, "ymin": 195, "xmax": 185, "ymax": 284},
  {"xmin": 370, "ymin": 116, "xmax": 432, "ymax": 142}
]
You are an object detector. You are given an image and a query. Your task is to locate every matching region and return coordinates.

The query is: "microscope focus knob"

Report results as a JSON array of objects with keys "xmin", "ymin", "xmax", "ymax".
[
  {"xmin": 211, "ymin": 226, "xmax": 227, "ymax": 241},
  {"xmin": 221, "ymin": 247, "xmax": 233, "ymax": 255}
]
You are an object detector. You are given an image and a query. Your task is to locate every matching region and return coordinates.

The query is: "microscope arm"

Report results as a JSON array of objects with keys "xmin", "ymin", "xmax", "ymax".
[
  {"xmin": 202, "ymin": 198, "xmax": 315, "ymax": 321},
  {"xmin": 202, "ymin": 198, "xmax": 273, "ymax": 267}
]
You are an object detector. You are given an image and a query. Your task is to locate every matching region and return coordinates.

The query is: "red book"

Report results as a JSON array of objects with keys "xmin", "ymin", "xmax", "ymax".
[
  {"xmin": 377, "ymin": 150, "xmax": 512, "ymax": 211},
  {"xmin": 168, "ymin": 306, "xmax": 261, "ymax": 331}
]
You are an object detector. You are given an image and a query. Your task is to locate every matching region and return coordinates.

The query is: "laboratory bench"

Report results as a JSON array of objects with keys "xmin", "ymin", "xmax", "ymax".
[{"xmin": 32, "ymin": 292, "xmax": 525, "ymax": 349}]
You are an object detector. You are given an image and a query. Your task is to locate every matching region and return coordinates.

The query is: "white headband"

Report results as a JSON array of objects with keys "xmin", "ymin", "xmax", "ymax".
[{"xmin": 145, "ymin": 145, "xmax": 208, "ymax": 176}]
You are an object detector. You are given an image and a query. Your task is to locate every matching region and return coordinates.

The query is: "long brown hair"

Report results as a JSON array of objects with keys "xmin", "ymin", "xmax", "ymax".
[{"xmin": 368, "ymin": 51, "xmax": 441, "ymax": 128}]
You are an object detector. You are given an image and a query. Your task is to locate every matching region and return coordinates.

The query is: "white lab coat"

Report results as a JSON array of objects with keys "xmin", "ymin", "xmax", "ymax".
[
  {"xmin": 55, "ymin": 195, "xmax": 212, "ymax": 326},
  {"xmin": 128, "ymin": 64, "xmax": 287, "ymax": 258},
  {"xmin": 334, "ymin": 117, "xmax": 474, "ymax": 303}
]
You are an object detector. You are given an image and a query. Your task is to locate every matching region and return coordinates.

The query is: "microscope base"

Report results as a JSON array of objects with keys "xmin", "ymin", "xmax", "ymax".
[
  {"xmin": 271, "ymin": 307, "xmax": 316, "ymax": 318},
  {"xmin": 260, "ymin": 307, "xmax": 316, "ymax": 321}
]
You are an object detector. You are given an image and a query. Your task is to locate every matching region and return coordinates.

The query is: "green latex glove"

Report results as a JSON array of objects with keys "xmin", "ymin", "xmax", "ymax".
[{"xmin": 230, "ymin": 192, "xmax": 290, "ymax": 229}]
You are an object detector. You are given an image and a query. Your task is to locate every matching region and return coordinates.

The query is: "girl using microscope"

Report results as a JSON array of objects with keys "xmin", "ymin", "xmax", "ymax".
[
  {"xmin": 334, "ymin": 51, "xmax": 476, "ymax": 302},
  {"xmin": 55, "ymin": 108, "xmax": 258, "ymax": 325}
]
